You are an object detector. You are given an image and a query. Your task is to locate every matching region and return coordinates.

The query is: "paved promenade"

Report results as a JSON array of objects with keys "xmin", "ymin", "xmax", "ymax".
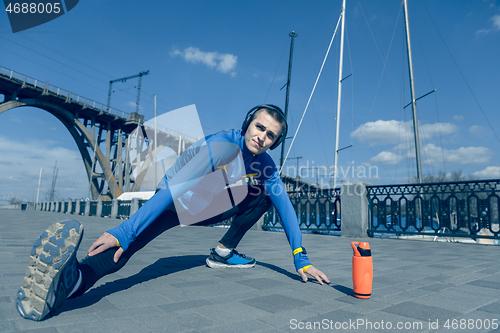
[{"xmin": 1, "ymin": 210, "xmax": 500, "ymax": 332}]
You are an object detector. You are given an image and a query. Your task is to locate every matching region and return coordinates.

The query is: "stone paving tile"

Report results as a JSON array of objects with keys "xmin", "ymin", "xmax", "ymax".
[
  {"xmin": 478, "ymin": 302, "xmax": 500, "ymax": 315},
  {"xmin": 205, "ymin": 290, "xmax": 269, "ymax": 305},
  {"xmin": 412, "ymin": 290, "xmax": 498, "ymax": 313},
  {"xmin": 334, "ymin": 297, "xmax": 392, "ymax": 315},
  {"xmin": 442, "ymin": 272, "xmax": 491, "ymax": 286},
  {"xmin": 301, "ymin": 298, "xmax": 355, "ymax": 316},
  {"xmin": 54, "ymin": 317, "xmax": 147, "ymax": 333},
  {"xmin": 158, "ymin": 299, "xmax": 213, "ymax": 313},
  {"xmin": 416, "ymin": 282, "xmax": 455, "ymax": 292},
  {"xmin": 193, "ymin": 301, "xmax": 270, "ymax": 325},
  {"xmin": 467, "ymin": 279, "xmax": 500, "ymax": 290},
  {"xmin": 104, "ymin": 287, "xmax": 172, "ymax": 309},
  {"xmin": 94, "ymin": 305, "xmax": 168, "ymax": 320},
  {"xmin": 0, "ymin": 319, "xmax": 18, "ymax": 333},
  {"xmin": 199, "ymin": 319, "xmax": 275, "ymax": 333},
  {"xmin": 370, "ymin": 288, "xmax": 434, "ymax": 306},
  {"xmin": 382, "ymin": 301, "xmax": 462, "ymax": 322},
  {"xmin": 240, "ymin": 294, "xmax": 311, "ymax": 314},
  {"xmin": 132, "ymin": 309, "xmax": 216, "ymax": 333},
  {"xmin": 13, "ymin": 313, "xmax": 99, "ymax": 332},
  {"xmin": 234, "ymin": 277, "xmax": 291, "ymax": 290}
]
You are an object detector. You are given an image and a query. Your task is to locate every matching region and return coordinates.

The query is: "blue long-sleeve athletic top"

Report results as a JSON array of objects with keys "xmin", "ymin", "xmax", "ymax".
[{"xmin": 107, "ymin": 129, "xmax": 311, "ymax": 271}]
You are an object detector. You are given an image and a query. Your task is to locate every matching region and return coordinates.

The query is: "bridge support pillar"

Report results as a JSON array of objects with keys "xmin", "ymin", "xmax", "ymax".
[
  {"xmin": 111, "ymin": 199, "xmax": 118, "ymax": 219},
  {"xmin": 130, "ymin": 198, "xmax": 139, "ymax": 216},
  {"xmin": 84, "ymin": 201, "xmax": 90, "ymax": 216},
  {"xmin": 75, "ymin": 201, "xmax": 81, "ymax": 215},
  {"xmin": 96, "ymin": 200, "xmax": 103, "ymax": 217}
]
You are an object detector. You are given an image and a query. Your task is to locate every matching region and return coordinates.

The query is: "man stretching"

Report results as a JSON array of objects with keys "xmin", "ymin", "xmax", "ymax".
[{"xmin": 16, "ymin": 104, "xmax": 330, "ymax": 321}]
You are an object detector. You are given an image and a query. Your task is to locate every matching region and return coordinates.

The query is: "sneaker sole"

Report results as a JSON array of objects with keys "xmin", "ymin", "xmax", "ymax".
[
  {"xmin": 206, "ymin": 258, "xmax": 256, "ymax": 268},
  {"xmin": 16, "ymin": 220, "xmax": 83, "ymax": 321}
]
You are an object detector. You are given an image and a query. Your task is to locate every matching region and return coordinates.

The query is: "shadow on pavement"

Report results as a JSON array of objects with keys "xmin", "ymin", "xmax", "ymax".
[
  {"xmin": 53, "ymin": 255, "xmax": 207, "ymax": 317},
  {"xmin": 256, "ymin": 261, "xmax": 302, "ymax": 282},
  {"xmin": 331, "ymin": 284, "xmax": 354, "ymax": 296}
]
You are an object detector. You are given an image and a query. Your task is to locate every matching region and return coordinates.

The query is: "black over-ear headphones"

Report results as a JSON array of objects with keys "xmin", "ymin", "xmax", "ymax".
[{"xmin": 241, "ymin": 104, "xmax": 288, "ymax": 151}]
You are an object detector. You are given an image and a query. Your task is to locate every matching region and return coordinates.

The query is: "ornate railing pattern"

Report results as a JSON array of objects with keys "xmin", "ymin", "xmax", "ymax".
[
  {"xmin": 367, "ymin": 179, "xmax": 500, "ymax": 240},
  {"xmin": 263, "ymin": 189, "xmax": 341, "ymax": 234}
]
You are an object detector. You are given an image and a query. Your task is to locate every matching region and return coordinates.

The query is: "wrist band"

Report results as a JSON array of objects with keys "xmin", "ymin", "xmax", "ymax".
[
  {"xmin": 301, "ymin": 265, "xmax": 312, "ymax": 273},
  {"xmin": 116, "ymin": 239, "xmax": 120, "ymax": 247},
  {"xmin": 293, "ymin": 247, "xmax": 307, "ymax": 256}
]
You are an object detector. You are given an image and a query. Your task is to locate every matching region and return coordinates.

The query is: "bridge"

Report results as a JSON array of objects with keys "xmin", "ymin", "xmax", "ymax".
[
  {"xmin": 0, "ymin": 66, "xmax": 197, "ymax": 200},
  {"xmin": 0, "ymin": 193, "xmax": 27, "ymax": 203}
]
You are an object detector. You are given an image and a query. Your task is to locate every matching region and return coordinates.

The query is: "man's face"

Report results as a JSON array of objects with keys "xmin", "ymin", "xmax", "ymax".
[{"xmin": 244, "ymin": 110, "xmax": 284, "ymax": 155}]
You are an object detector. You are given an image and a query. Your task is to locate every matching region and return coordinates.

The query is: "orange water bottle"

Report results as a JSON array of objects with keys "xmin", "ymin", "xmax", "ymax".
[{"xmin": 351, "ymin": 242, "xmax": 373, "ymax": 299}]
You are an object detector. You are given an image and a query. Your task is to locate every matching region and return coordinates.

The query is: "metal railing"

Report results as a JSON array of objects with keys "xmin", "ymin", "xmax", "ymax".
[
  {"xmin": 20, "ymin": 188, "xmax": 341, "ymax": 235},
  {"xmin": 263, "ymin": 189, "xmax": 341, "ymax": 235},
  {"xmin": 117, "ymin": 200, "xmax": 132, "ymax": 219},
  {"xmin": 367, "ymin": 179, "xmax": 500, "ymax": 240}
]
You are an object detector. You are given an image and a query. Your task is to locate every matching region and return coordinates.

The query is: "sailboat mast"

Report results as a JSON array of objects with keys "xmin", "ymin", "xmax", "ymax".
[
  {"xmin": 333, "ymin": 0, "xmax": 346, "ymax": 189},
  {"xmin": 36, "ymin": 167, "xmax": 43, "ymax": 203},
  {"xmin": 154, "ymin": 94, "xmax": 157, "ymax": 188},
  {"xmin": 403, "ymin": 0, "xmax": 423, "ymax": 184},
  {"xmin": 280, "ymin": 31, "xmax": 298, "ymax": 172}
]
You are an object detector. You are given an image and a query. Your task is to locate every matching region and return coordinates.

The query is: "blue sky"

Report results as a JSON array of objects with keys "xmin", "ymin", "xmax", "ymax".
[{"xmin": 1, "ymin": 0, "xmax": 500, "ymax": 202}]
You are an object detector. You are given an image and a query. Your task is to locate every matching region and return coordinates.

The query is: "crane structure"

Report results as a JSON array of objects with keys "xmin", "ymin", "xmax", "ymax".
[{"xmin": 107, "ymin": 70, "xmax": 150, "ymax": 113}]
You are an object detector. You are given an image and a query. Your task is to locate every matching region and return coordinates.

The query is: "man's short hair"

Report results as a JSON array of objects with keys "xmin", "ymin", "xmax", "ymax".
[{"xmin": 252, "ymin": 107, "xmax": 286, "ymax": 129}]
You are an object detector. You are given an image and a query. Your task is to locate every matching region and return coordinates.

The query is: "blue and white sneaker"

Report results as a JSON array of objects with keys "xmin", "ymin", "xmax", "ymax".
[
  {"xmin": 16, "ymin": 220, "xmax": 83, "ymax": 321},
  {"xmin": 206, "ymin": 248, "xmax": 256, "ymax": 268}
]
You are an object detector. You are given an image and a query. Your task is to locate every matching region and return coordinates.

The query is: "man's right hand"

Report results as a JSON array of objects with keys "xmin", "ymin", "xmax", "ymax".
[
  {"xmin": 87, "ymin": 232, "xmax": 124, "ymax": 263},
  {"xmin": 297, "ymin": 265, "xmax": 330, "ymax": 285}
]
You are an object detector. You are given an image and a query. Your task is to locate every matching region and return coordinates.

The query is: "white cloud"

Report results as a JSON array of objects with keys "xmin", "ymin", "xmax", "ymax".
[
  {"xmin": 493, "ymin": 14, "xmax": 500, "ymax": 31},
  {"xmin": 170, "ymin": 47, "xmax": 237, "ymax": 77},
  {"xmin": 420, "ymin": 122, "xmax": 457, "ymax": 137},
  {"xmin": 351, "ymin": 120, "xmax": 408, "ymax": 146},
  {"xmin": 476, "ymin": 14, "xmax": 500, "ymax": 35},
  {"xmin": 453, "ymin": 115, "xmax": 464, "ymax": 122},
  {"xmin": 476, "ymin": 28, "xmax": 490, "ymax": 35},
  {"xmin": 368, "ymin": 143, "xmax": 491, "ymax": 167},
  {"xmin": 473, "ymin": 166, "xmax": 500, "ymax": 179},
  {"xmin": 468, "ymin": 125, "xmax": 486, "ymax": 135},
  {"xmin": 351, "ymin": 120, "xmax": 457, "ymax": 146},
  {"xmin": 370, "ymin": 151, "xmax": 403, "ymax": 165},
  {"xmin": 421, "ymin": 144, "xmax": 491, "ymax": 165}
]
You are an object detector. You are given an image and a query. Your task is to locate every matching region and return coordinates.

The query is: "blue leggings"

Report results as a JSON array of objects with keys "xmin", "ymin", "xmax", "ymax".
[{"xmin": 72, "ymin": 185, "xmax": 271, "ymax": 297}]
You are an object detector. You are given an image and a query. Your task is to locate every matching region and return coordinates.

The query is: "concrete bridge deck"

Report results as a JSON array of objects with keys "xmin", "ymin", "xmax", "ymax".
[{"xmin": 1, "ymin": 210, "xmax": 499, "ymax": 332}]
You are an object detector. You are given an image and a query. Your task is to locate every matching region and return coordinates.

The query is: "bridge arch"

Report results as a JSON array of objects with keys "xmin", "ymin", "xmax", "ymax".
[{"xmin": 0, "ymin": 99, "xmax": 120, "ymax": 199}]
